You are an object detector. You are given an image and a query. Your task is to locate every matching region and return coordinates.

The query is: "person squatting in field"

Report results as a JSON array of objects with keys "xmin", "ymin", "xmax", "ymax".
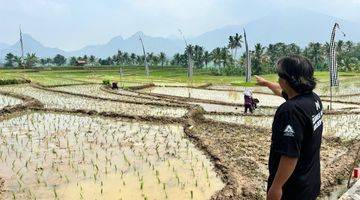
[
  {"xmin": 243, "ymin": 88, "xmax": 258, "ymax": 113},
  {"xmin": 244, "ymin": 88, "xmax": 254, "ymax": 113},
  {"xmin": 256, "ymin": 55, "xmax": 323, "ymax": 200}
]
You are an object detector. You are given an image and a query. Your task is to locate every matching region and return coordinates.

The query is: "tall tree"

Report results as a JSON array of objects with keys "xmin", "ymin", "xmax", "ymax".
[
  {"xmin": 193, "ymin": 45, "xmax": 204, "ymax": 68},
  {"xmin": 159, "ymin": 52, "xmax": 167, "ymax": 67},
  {"xmin": 25, "ymin": 53, "xmax": 38, "ymax": 68},
  {"xmin": 130, "ymin": 53, "xmax": 137, "ymax": 65},
  {"xmin": 304, "ymin": 42, "xmax": 325, "ymax": 70},
  {"xmin": 228, "ymin": 33, "xmax": 243, "ymax": 66},
  {"xmin": 69, "ymin": 57, "xmax": 77, "ymax": 66},
  {"xmin": 53, "ymin": 54, "xmax": 67, "ymax": 66},
  {"xmin": 89, "ymin": 55, "xmax": 96, "ymax": 66},
  {"xmin": 4, "ymin": 53, "xmax": 15, "ymax": 67},
  {"xmin": 203, "ymin": 51, "xmax": 211, "ymax": 67},
  {"xmin": 211, "ymin": 47, "xmax": 222, "ymax": 67},
  {"xmin": 252, "ymin": 43, "xmax": 265, "ymax": 75}
]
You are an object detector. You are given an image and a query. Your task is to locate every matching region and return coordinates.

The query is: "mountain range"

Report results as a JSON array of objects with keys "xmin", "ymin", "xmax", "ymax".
[{"xmin": 1, "ymin": 8, "xmax": 360, "ymax": 61}]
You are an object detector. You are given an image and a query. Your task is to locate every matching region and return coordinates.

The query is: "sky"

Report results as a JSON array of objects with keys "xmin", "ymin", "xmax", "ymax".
[{"xmin": 1, "ymin": 0, "xmax": 360, "ymax": 51}]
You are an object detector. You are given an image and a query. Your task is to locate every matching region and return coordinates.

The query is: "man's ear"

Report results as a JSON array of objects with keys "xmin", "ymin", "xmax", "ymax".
[{"xmin": 278, "ymin": 78, "xmax": 287, "ymax": 89}]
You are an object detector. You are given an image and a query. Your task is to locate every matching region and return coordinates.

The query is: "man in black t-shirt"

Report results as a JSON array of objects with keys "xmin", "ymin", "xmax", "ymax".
[{"xmin": 255, "ymin": 55, "xmax": 323, "ymax": 200}]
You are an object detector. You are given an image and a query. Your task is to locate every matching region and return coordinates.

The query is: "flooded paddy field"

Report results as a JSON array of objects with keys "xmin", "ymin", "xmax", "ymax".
[
  {"xmin": 0, "ymin": 80, "xmax": 358, "ymax": 200},
  {"xmin": 0, "ymin": 85, "xmax": 187, "ymax": 118},
  {"xmin": 141, "ymin": 86, "xmax": 359, "ymax": 110},
  {"xmin": 0, "ymin": 94, "xmax": 23, "ymax": 109},
  {"xmin": 205, "ymin": 112, "xmax": 360, "ymax": 138},
  {"xmin": 52, "ymin": 84, "xmax": 177, "ymax": 105},
  {"xmin": 0, "ymin": 112, "xmax": 223, "ymax": 200}
]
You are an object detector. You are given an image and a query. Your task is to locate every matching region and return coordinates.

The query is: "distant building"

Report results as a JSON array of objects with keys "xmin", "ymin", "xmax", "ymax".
[{"xmin": 75, "ymin": 60, "xmax": 87, "ymax": 66}]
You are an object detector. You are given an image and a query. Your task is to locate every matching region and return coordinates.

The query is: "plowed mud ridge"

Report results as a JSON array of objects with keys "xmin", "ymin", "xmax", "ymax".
[{"xmin": 0, "ymin": 83, "xmax": 358, "ymax": 199}]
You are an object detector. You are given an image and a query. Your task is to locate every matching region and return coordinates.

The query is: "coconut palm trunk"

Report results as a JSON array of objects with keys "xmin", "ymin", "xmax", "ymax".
[
  {"xmin": 139, "ymin": 36, "xmax": 149, "ymax": 77},
  {"xmin": 244, "ymin": 29, "xmax": 251, "ymax": 82}
]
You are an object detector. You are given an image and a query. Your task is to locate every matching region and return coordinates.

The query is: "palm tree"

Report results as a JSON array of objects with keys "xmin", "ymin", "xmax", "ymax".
[
  {"xmin": 228, "ymin": 33, "xmax": 243, "ymax": 66},
  {"xmin": 193, "ymin": 45, "xmax": 204, "ymax": 68},
  {"xmin": 69, "ymin": 57, "xmax": 77, "ymax": 66},
  {"xmin": 211, "ymin": 47, "xmax": 222, "ymax": 67},
  {"xmin": 252, "ymin": 43, "xmax": 265, "ymax": 75},
  {"xmin": 25, "ymin": 53, "xmax": 38, "ymax": 68},
  {"xmin": 4, "ymin": 53, "xmax": 15, "ymax": 67},
  {"xmin": 287, "ymin": 43, "xmax": 301, "ymax": 55},
  {"xmin": 203, "ymin": 51, "xmax": 211, "ymax": 67},
  {"xmin": 136, "ymin": 55, "xmax": 142, "ymax": 65},
  {"xmin": 40, "ymin": 58, "xmax": 47, "ymax": 66},
  {"xmin": 147, "ymin": 52, "xmax": 155, "ymax": 66},
  {"xmin": 89, "ymin": 55, "xmax": 96, "ymax": 66},
  {"xmin": 228, "ymin": 36, "xmax": 235, "ymax": 56},
  {"xmin": 130, "ymin": 53, "xmax": 137, "ymax": 65},
  {"xmin": 185, "ymin": 45, "xmax": 194, "ymax": 77},
  {"xmin": 122, "ymin": 52, "xmax": 130, "ymax": 65},
  {"xmin": 172, "ymin": 53, "xmax": 182, "ymax": 66},
  {"xmin": 83, "ymin": 55, "xmax": 88, "ymax": 62},
  {"xmin": 159, "ymin": 52, "xmax": 167, "ymax": 67},
  {"xmin": 304, "ymin": 42, "xmax": 324, "ymax": 70},
  {"xmin": 14, "ymin": 56, "xmax": 23, "ymax": 67},
  {"xmin": 220, "ymin": 47, "xmax": 232, "ymax": 67}
]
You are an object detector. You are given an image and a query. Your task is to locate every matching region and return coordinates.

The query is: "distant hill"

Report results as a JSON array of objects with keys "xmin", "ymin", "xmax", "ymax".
[
  {"xmin": 1, "ymin": 8, "xmax": 360, "ymax": 60},
  {"xmin": 0, "ymin": 34, "xmax": 66, "ymax": 60},
  {"xmin": 70, "ymin": 31, "xmax": 183, "ymax": 58},
  {"xmin": 190, "ymin": 8, "xmax": 360, "ymax": 50}
]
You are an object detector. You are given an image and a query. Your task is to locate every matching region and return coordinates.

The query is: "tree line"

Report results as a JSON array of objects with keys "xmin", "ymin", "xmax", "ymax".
[{"xmin": 3, "ymin": 37, "xmax": 360, "ymax": 75}]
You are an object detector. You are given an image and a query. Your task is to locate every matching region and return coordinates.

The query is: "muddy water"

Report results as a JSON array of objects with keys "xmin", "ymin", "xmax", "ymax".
[
  {"xmin": 0, "ymin": 94, "xmax": 22, "ymax": 109},
  {"xmin": 205, "ymin": 114, "xmax": 360, "ymax": 138},
  {"xmin": 0, "ymin": 113, "xmax": 224, "ymax": 200},
  {"xmin": 0, "ymin": 85, "xmax": 187, "ymax": 117}
]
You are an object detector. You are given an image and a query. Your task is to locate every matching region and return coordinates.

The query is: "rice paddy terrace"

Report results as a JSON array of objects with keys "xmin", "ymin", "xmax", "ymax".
[{"xmin": 0, "ymin": 72, "xmax": 359, "ymax": 199}]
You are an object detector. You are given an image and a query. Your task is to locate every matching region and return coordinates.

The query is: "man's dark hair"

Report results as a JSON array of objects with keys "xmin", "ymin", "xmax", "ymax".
[{"xmin": 277, "ymin": 55, "xmax": 316, "ymax": 94}]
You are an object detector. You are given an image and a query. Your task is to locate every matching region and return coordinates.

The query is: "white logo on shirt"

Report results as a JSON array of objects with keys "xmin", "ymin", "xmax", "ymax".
[
  {"xmin": 315, "ymin": 101, "xmax": 320, "ymax": 111},
  {"xmin": 284, "ymin": 125, "xmax": 295, "ymax": 137}
]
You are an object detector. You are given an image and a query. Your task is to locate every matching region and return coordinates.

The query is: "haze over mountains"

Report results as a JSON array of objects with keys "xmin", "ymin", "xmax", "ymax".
[{"xmin": 1, "ymin": 8, "xmax": 360, "ymax": 60}]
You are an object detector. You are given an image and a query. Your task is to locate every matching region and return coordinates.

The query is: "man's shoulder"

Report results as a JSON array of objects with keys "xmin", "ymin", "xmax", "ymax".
[{"xmin": 276, "ymin": 101, "xmax": 297, "ymax": 115}]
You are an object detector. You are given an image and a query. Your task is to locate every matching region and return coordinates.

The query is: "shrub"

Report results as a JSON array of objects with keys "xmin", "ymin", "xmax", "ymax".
[
  {"xmin": 208, "ymin": 66, "xmax": 244, "ymax": 76},
  {"xmin": 0, "ymin": 79, "xmax": 31, "ymax": 85},
  {"xmin": 102, "ymin": 80, "xmax": 110, "ymax": 85}
]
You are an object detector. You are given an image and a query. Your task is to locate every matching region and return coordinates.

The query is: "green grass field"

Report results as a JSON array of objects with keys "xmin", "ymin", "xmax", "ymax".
[{"xmin": 1, "ymin": 66, "xmax": 359, "ymax": 86}]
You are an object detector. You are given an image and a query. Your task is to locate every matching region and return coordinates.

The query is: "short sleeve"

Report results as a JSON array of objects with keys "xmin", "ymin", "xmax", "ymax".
[{"xmin": 272, "ymin": 110, "xmax": 304, "ymax": 158}]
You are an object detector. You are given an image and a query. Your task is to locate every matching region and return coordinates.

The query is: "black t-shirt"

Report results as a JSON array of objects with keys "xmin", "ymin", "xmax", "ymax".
[{"xmin": 267, "ymin": 91, "xmax": 323, "ymax": 200}]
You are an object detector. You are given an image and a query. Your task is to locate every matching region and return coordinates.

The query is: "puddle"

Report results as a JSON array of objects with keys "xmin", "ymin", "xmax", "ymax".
[{"xmin": 0, "ymin": 112, "xmax": 224, "ymax": 199}]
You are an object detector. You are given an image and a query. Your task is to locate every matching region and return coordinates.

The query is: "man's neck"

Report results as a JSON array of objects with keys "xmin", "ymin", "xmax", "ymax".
[{"xmin": 285, "ymin": 89, "xmax": 299, "ymax": 100}]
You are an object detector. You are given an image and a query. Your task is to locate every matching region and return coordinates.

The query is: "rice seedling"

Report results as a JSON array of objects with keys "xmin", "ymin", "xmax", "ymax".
[{"xmin": 0, "ymin": 112, "xmax": 223, "ymax": 199}]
